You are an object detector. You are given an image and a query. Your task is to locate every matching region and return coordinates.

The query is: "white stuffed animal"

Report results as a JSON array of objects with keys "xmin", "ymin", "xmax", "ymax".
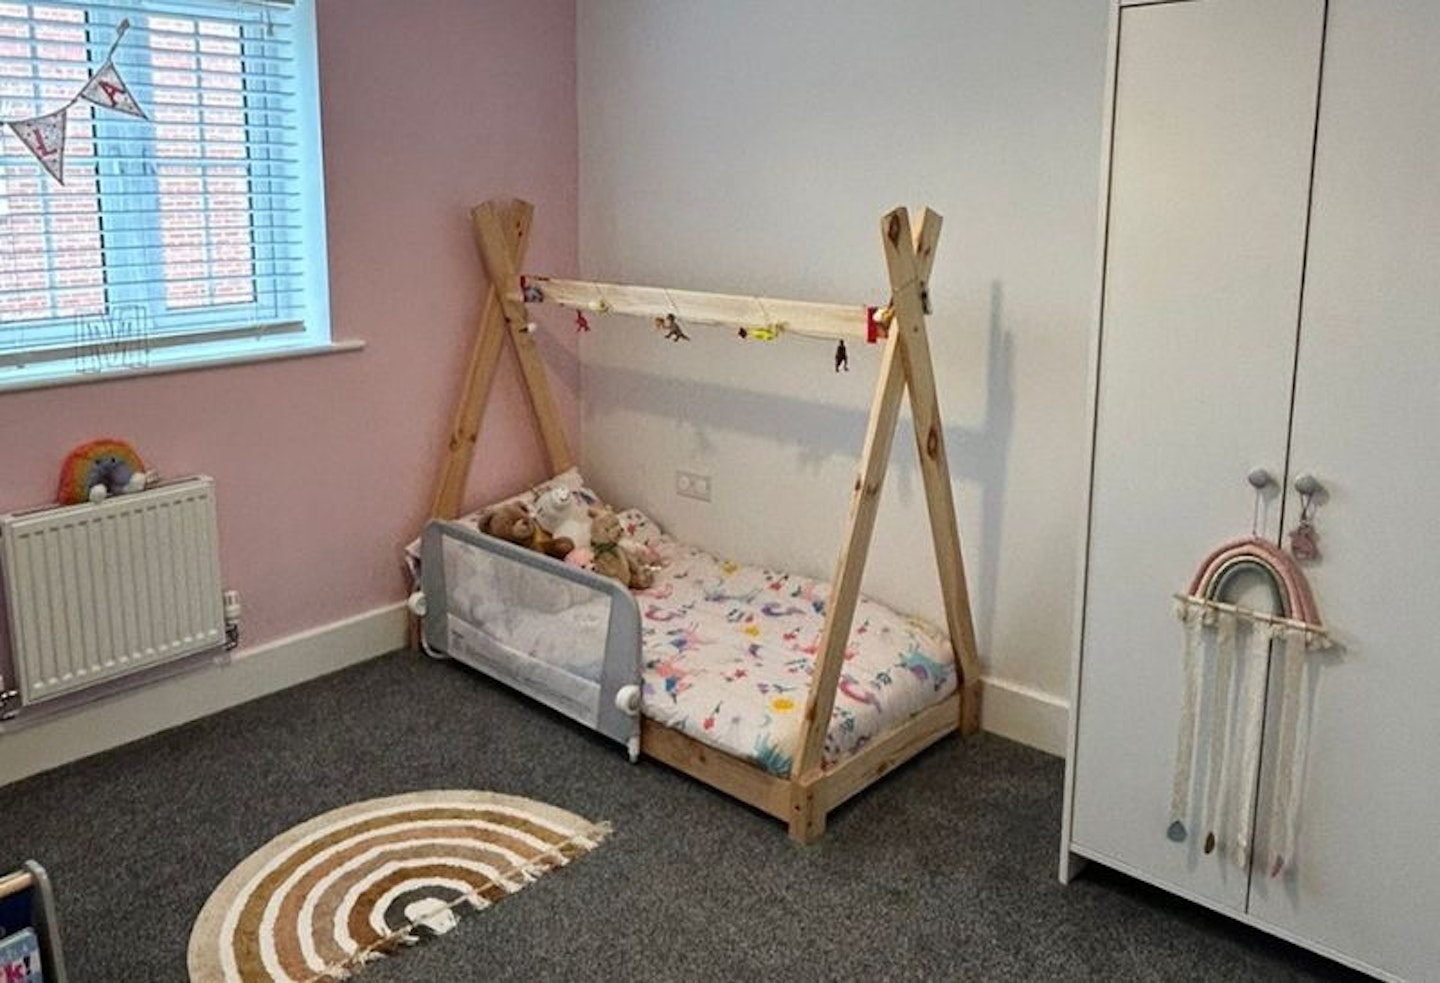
[{"xmin": 533, "ymin": 485, "xmax": 592, "ymax": 554}]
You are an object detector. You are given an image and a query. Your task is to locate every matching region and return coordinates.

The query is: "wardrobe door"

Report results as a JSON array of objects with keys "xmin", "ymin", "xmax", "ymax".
[
  {"xmin": 1068, "ymin": 0, "xmax": 1324, "ymax": 912},
  {"xmin": 1246, "ymin": 4, "xmax": 1440, "ymax": 978}
]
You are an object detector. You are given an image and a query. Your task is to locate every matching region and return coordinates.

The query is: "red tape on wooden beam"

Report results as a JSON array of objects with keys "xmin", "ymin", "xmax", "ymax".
[{"xmin": 865, "ymin": 306, "xmax": 890, "ymax": 344}]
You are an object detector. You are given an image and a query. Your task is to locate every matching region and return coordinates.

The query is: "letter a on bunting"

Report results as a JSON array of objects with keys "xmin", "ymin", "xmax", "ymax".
[{"xmin": 79, "ymin": 61, "xmax": 147, "ymax": 119}]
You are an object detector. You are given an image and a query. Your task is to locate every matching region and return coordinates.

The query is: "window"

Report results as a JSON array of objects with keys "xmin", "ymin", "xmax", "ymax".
[{"xmin": 0, "ymin": 0, "xmax": 329, "ymax": 387}]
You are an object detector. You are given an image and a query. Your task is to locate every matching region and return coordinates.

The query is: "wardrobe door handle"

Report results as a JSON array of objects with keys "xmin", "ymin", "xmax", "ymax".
[
  {"xmin": 1248, "ymin": 468, "xmax": 1276, "ymax": 490},
  {"xmin": 1293, "ymin": 473, "xmax": 1324, "ymax": 497}
]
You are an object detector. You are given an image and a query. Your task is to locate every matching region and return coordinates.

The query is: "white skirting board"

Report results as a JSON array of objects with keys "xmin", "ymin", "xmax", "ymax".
[
  {"xmin": 980, "ymin": 675, "xmax": 1069, "ymax": 757},
  {"xmin": 0, "ymin": 602, "xmax": 408, "ymax": 788},
  {"xmin": 0, "ymin": 606, "xmax": 1068, "ymax": 786}
]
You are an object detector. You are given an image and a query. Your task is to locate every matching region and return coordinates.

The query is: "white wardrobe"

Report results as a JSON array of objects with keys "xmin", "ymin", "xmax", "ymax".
[{"xmin": 1061, "ymin": 2, "xmax": 1440, "ymax": 981}]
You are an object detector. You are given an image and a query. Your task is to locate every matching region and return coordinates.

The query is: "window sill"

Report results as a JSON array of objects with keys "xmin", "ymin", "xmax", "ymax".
[{"xmin": 0, "ymin": 340, "xmax": 366, "ymax": 395}]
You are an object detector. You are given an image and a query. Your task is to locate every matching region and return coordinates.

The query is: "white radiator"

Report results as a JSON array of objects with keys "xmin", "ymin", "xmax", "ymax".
[{"xmin": 0, "ymin": 476, "xmax": 225, "ymax": 708}]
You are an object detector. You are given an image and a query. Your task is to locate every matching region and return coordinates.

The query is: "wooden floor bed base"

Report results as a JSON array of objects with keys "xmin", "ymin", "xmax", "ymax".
[
  {"xmin": 640, "ymin": 691, "xmax": 965, "ymax": 844},
  {"xmin": 428, "ymin": 196, "xmax": 984, "ymax": 842}
]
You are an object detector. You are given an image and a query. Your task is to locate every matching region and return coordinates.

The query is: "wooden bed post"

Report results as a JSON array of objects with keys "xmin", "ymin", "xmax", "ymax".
[
  {"xmin": 429, "ymin": 198, "xmax": 573, "ymax": 523},
  {"xmin": 789, "ymin": 206, "xmax": 981, "ymax": 842},
  {"xmin": 884, "ymin": 209, "xmax": 983, "ymax": 737},
  {"xmin": 473, "ymin": 202, "xmax": 575, "ymax": 477},
  {"xmin": 791, "ymin": 326, "xmax": 907, "ymax": 841}
]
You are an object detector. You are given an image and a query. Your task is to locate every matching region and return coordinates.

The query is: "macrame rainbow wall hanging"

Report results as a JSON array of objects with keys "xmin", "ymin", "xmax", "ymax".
[{"xmin": 1168, "ymin": 536, "xmax": 1330, "ymax": 878}]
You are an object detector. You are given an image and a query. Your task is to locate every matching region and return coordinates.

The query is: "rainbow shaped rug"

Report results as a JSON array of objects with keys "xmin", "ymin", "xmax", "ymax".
[{"xmin": 188, "ymin": 791, "xmax": 610, "ymax": 983}]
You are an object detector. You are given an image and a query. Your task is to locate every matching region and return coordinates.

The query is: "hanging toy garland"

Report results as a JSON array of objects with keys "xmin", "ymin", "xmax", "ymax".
[
  {"xmin": 517, "ymin": 275, "xmax": 884, "ymax": 375},
  {"xmin": 3, "ymin": 20, "xmax": 148, "ymax": 185}
]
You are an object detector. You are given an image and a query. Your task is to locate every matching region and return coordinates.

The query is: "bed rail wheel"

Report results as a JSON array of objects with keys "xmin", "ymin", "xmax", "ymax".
[
  {"xmin": 615, "ymin": 684, "xmax": 641, "ymax": 717},
  {"xmin": 406, "ymin": 591, "xmax": 427, "ymax": 617}
]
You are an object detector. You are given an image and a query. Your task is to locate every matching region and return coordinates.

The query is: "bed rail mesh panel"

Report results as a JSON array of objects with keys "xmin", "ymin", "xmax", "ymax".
[{"xmin": 419, "ymin": 520, "xmax": 642, "ymax": 757}]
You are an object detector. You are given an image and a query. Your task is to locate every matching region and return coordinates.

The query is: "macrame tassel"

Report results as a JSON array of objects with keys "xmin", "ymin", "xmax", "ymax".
[
  {"xmin": 1266, "ymin": 627, "xmax": 1310, "ymax": 876},
  {"xmin": 1229, "ymin": 620, "xmax": 1272, "ymax": 870},
  {"xmin": 1203, "ymin": 611, "xmax": 1238, "ymax": 854},
  {"xmin": 1168, "ymin": 602, "xmax": 1206, "ymax": 842}
]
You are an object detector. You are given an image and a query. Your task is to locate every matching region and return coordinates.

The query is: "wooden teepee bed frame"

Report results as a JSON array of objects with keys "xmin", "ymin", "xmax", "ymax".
[{"xmin": 428, "ymin": 196, "xmax": 982, "ymax": 843}]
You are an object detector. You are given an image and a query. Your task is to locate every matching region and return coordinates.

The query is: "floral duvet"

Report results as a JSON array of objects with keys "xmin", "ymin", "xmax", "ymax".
[{"xmin": 622, "ymin": 510, "xmax": 957, "ymax": 777}]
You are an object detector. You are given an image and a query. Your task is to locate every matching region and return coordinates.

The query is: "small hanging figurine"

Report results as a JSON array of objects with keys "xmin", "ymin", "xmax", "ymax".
[
  {"xmin": 1290, "ymin": 516, "xmax": 1320, "ymax": 561},
  {"xmin": 1289, "ymin": 475, "xmax": 1322, "ymax": 561},
  {"xmin": 655, "ymin": 313, "xmax": 689, "ymax": 342},
  {"xmin": 835, "ymin": 339, "xmax": 849, "ymax": 372},
  {"xmin": 737, "ymin": 324, "xmax": 781, "ymax": 342},
  {"xmin": 575, "ymin": 310, "xmax": 591, "ymax": 333}
]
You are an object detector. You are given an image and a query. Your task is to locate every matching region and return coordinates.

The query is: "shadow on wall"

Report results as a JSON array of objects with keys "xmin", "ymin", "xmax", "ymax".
[{"xmin": 584, "ymin": 280, "xmax": 1015, "ymax": 656}]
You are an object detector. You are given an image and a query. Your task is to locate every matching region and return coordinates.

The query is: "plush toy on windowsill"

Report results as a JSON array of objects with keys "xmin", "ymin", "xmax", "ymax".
[
  {"xmin": 56, "ymin": 438, "xmax": 151, "ymax": 505},
  {"xmin": 589, "ymin": 508, "xmax": 654, "ymax": 590}
]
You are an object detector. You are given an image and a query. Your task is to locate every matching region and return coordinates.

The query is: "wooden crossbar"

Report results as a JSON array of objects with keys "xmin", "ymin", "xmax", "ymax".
[
  {"xmin": 516, "ymin": 275, "xmax": 890, "ymax": 343},
  {"xmin": 429, "ymin": 196, "xmax": 983, "ymax": 845}
]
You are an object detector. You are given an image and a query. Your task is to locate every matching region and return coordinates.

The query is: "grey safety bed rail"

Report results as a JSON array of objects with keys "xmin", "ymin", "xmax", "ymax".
[{"xmin": 413, "ymin": 520, "xmax": 644, "ymax": 760}]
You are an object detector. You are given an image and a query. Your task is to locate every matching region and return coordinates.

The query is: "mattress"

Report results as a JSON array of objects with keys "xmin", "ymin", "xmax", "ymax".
[{"xmin": 621, "ymin": 510, "xmax": 958, "ymax": 776}]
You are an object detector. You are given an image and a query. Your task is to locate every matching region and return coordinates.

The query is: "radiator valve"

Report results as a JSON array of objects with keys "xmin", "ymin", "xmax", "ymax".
[{"xmin": 223, "ymin": 589, "xmax": 242, "ymax": 650}]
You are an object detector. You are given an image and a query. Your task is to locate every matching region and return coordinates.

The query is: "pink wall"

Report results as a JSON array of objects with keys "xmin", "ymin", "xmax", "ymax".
[{"xmin": 0, "ymin": 0, "xmax": 579, "ymax": 648}]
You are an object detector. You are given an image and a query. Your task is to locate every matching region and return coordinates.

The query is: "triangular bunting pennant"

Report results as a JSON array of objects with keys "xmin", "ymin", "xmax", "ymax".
[
  {"xmin": 1, "ymin": 20, "xmax": 147, "ymax": 183},
  {"xmin": 8, "ymin": 109, "xmax": 67, "ymax": 185},
  {"xmin": 79, "ymin": 60, "xmax": 147, "ymax": 120}
]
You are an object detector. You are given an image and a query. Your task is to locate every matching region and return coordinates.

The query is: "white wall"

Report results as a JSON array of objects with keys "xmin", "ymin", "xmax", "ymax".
[{"xmin": 576, "ymin": 1, "xmax": 1110, "ymax": 754}]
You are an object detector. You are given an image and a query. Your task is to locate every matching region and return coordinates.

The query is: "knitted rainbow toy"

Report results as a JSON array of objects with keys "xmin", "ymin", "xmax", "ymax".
[{"xmin": 56, "ymin": 438, "xmax": 147, "ymax": 505}]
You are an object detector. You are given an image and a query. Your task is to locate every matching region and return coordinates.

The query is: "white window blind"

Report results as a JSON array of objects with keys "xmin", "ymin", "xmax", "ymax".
[{"xmin": 0, "ymin": 0, "xmax": 328, "ymax": 385}]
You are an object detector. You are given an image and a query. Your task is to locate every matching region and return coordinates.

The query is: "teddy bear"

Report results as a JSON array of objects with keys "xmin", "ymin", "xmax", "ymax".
[
  {"xmin": 477, "ymin": 500, "xmax": 540, "ymax": 549},
  {"xmin": 589, "ymin": 508, "xmax": 654, "ymax": 590},
  {"xmin": 533, "ymin": 485, "xmax": 591, "ymax": 558},
  {"xmin": 476, "ymin": 500, "xmax": 574, "ymax": 559}
]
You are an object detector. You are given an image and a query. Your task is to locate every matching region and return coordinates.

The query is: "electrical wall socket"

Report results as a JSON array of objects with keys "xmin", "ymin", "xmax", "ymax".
[{"xmin": 676, "ymin": 469, "xmax": 711, "ymax": 502}]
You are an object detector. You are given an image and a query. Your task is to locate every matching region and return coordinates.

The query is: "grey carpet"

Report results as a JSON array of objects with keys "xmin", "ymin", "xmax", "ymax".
[{"xmin": 0, "ymin": 651, "xmax": 1363, "ymax": 982}]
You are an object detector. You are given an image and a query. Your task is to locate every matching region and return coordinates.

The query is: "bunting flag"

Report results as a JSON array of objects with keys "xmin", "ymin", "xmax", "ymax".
[
  {"xmin": 79, "ymin": 60, "xmax": 147, "ymax": 120},
  {"xmin": 6, "ymin": 108, "xmax": 67, "ymax": 184},
  {"xmin": 2, "ymin": 19, "xmax": 146, "ymax": 185}
]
